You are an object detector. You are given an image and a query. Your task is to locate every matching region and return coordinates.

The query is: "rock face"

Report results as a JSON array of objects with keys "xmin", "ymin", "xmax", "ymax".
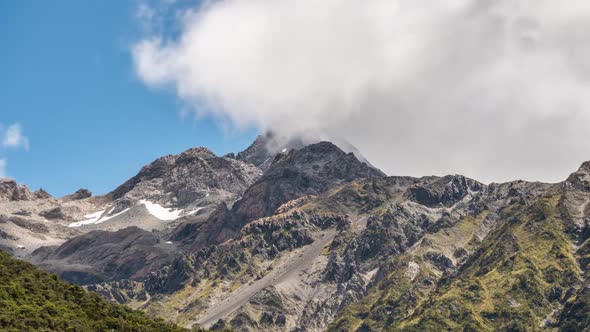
[
  {"xmin": 0, "ymin": 178, "xmax": 36, "ymax": 201},
  {"xmin": 109, "ymin": 147, "xmax": 261, "ymax": 209},
  {"xmin": 63, "ymin": 188, "xmax": 92, "ymax": 201},
  {"xmin": 236, "ymin": 133, "xmax": 384, "ymax": 175},
  {"xmin": 31, "ymin": 226, "xmax": 177, "ymax": 285},
  {"xmin": 171, "ymin": 141, "xmax": 384, "ymax": 252},
  {"xmin": 236, "ymin": 133, "xmax": 279, "ymax": 170},
  {"xmin": 406, "ymin": 175, "xmax": 484, "ymax": 207},
  {"xmin": 4, "ymin": 136, "xmax": 590, "ymax": 332},
  {"xmin": 233, "ymin": 141, "xmax": 385, "ymax": 222}
]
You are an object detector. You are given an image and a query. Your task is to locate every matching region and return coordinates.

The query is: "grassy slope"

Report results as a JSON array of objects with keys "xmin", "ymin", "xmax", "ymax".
[
  {"xmin": 0, "ymin": 250, "xmax": 197, "ymax": 332},
  {"xmin": 327, "ymin": 211, "xmax": 491, "ymax": 331},
  {"xmin": 396, "ymin": 194, "xmax": 580, "ymax": 331},
  {"xmin": 330, "ymin": 192, "xmax": 586, "ymax": 331}
]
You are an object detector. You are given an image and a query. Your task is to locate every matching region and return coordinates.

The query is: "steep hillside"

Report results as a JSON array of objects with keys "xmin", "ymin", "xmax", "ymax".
[
  {"xmin": 0, "ymin": 250, "xmax": 195, "ymax": 332},
  {"xmin": 30, "ymin": 227, "xmax": 179, "ymax": 285},
  {"xmin": 328, "ymin": 164, "xmax": 590, "ymax": 332},
  {"xmin": 171, "ymin": 141, "xmax": 384, "ymax": 253},
  {"xmin": 232, "ymin": 141, "xmax": 385, "ymax": 223}
]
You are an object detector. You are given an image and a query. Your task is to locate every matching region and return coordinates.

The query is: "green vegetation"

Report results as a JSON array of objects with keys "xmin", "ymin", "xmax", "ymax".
[
  {"xmin": 329, "ymin": 193, "xmax": 589, "ymax": 331},
  {"xmin": 302, "ymin": 179, "xmax": 393, "ymax": 216},
  {"xmin": 0, "ymin": 250, "xmax": 199, "ymax": 332},
  {"xmin": 397, "ymin": 195, "xmax": 580, "ymax": 331},
  {"xmin": 328, "ymin": 212, "xmax": 490, "ymax": 331}
]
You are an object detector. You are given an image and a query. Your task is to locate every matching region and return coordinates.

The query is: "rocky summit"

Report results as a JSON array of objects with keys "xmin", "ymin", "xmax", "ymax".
[{"xmin": 1, "ymin": 136, "xmax": 590, "ymax": 332}]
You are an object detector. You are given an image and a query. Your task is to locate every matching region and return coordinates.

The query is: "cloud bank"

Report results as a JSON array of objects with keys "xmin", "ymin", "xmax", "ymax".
[{"xmin": 133, "ymin": 0, "xmax": 590, "ymax": 183}]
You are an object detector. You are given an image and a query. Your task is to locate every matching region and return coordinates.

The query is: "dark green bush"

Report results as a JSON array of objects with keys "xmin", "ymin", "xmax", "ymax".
[{"xmin": 0, "ymin": 250, "xmax": 189, "ymax": 332}]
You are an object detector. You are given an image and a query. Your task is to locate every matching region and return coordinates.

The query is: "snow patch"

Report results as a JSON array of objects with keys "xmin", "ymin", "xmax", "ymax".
[
  {"xmin": 69, "ymin": 200, "xmax": 184, "ymax": 227},
  {"xmin": 68, "ymin": 210, "xmax": 105, "ymax": 227},
  {"xmin": 139, "ymin": 200, "xmax": 183, "ymax": 220},
  {"xmin": 68, "ymin": 208, "xmax": 130, "ymax": 227}
]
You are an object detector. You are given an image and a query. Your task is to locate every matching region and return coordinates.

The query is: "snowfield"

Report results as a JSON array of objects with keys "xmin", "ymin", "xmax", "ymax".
[{"xmin": 139, "ymin": 200, "xmax": 183, "ymax": 220}]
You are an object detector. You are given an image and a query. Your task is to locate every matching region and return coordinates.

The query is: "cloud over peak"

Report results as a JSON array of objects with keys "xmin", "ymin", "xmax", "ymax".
[{"xmin": 133, "ymin": 0, "xmax": 590, "ymax": 183}]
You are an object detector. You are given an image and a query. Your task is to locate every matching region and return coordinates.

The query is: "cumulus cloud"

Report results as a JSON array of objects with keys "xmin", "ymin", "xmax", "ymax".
[
  {"xmin": 0, "ymin": 159, "xmax": 6, "ymax": 178},
  {"xmin": 2, "ymin": 123, "xmax": 29, "ymax": 151},
  {"xmin": 133, "ymin": 0, "xmax": 590, "ymax": 183}
]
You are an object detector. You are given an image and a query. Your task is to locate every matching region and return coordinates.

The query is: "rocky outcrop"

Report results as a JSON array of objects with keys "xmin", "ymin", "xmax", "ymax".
[
  {"xmin": 560, "ymin": 161, "xmax": 590, "ymax": 242},
  {"xmin": 170, "ymin": 141, "xmax": 385, "ymax": 253},
  {"xmin": 236, "ymin": 133, "xmax": 385, "ymax": 175},
  {"xmin": 0, "ymin": 178, "xmax": 36, "ymax": 201},
  {"xmin": 63, "ymin": 188, "xmax": 92, "ymax": 201},
  {"xmin": 109, "ymin": 147, "xmax": 262, "ymax": 209},
  {"xmin": 171, "ymin": 202, "xmax": 238, "ymax": 252},
  {"xmin": 86, "ymin": 279, "xmax": 149, "ymax": 304},
  {"xmin": 406, "ymin": 175, "xmax": 484, "ymax": 207},
  {"xmin": 31, "ymin": 226, "xmax": 177, "ymax": 284},
  {"xmin": 236, "ymin": 133, "xmax": 279, "ymax": 171},
  {"xmin": 39, "ymin": 207, "xmax": 71, "ymax": 220},
  {"xmin": 233, "ymin": 141, "xmax": 384, "ymax": 223}
]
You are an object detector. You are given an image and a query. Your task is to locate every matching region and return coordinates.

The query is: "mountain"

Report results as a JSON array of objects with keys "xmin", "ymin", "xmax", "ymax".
[
  {"xmin": 124, "ymin": 174, "xmax": 555, "ymax": 331},
  {"xmin": 168, "ymin": 141, "xmax": 384, "ymax": 255},
  {"xmin": 0, "ymin": 147, "xmax": 261, "ymax": 256},
  {"xmin": 2, "ymin": 136, "xmax": 590, "ymax": 332},
  {"xmin": 327, "ymin": 168, "xmax": 589, "ymax": 331},
  {"xmin": 0, "ymin": 250, "xmax": 193, "ymax": 332},
  {"xmin": 236, "ymin": 133, "xmax": 384, "ymax": 175},
  {"xmin": 233, "ymin": 141, "xmax": 385, "ymax": 222},
  {"xmin": 109, "ymin": 147, "xmax": 261, "ymax": 210}
]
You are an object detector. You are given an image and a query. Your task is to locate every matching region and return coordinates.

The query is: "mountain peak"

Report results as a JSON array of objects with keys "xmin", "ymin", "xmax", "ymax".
[
  {"xmin": 232, "ymin": 140, "xmax": 385, "ymax": 222},
  {"xmin": 578, "ymin": 160, "xmax": 590, "ymax": 173},
  {"xmin": 0, "ymin": 178, "xmax": 35, "ymax": 201},
  {"xmin": 178, "ymin": 147, "xmax": 216, "ymax": 159},
  {"xmin": 62, "ymin": 188, "xmax": 92, "ymax": 201},
  {"xmin": 108, "ymin": 144, "xmax": 262, "ymax": 208},
  {"xmin": 267, "ymin": 141, "xmax": 384, "ymax": 179},
  {"xmin": 564, "ymin": 160, "xmax": 590, "ymax": 191},
  {"xmin": 237, "ymin": 133, "xmax": 385, "ymax": 176}
]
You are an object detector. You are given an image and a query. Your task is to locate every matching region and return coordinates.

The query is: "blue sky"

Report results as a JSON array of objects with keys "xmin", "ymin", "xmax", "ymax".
[{"xmin": 0, "ymin": 1, "xmax": 257, "ymax": 197}]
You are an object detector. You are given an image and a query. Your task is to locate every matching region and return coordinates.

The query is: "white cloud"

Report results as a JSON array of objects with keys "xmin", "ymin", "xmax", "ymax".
[
  {"xmin": 2, "ymin": 123, "xmax": 29, "ymax": 151},
  {"xmin": 0, "ymin": 159, "xmax": 6, "ymax": 178},
  {"xmin": 136, "ymin": 2, "xmax": 156, "ymax": 21},
  {"xmin": 134, "ymin": 0, "xmax": 590, "ymax": 183}
]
